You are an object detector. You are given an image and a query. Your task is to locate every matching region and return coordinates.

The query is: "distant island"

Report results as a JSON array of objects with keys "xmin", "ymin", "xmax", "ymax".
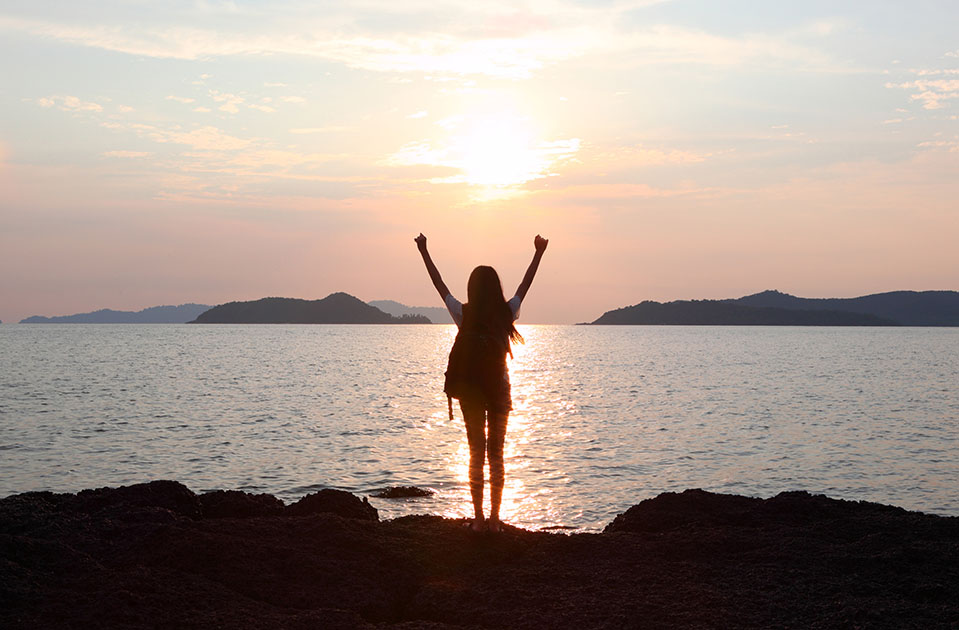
[
  {"xmin": 369, "ymin": 300, "xmax": 452, "ymax": 324},
  {"xmin": 20, "ymin": 304, "xmax": 211, "ymax": 324},
  {"xmin": 191, "ymin": 292, "xmax": 432, "ymax": 324},
  {"xmin": 591, "ymin": 290, "xmax": 959, "ymax": 326}
]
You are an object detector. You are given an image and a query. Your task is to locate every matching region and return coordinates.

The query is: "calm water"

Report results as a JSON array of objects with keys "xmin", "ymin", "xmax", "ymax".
[{"xmin": 1, "ymin": 324, "xmax": 957, "ymax": 531}]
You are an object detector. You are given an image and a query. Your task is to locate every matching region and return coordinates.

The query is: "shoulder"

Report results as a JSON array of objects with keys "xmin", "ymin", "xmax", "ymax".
[
  {"xmin": 507, "ymin": 295, "xmax": 522, "ymax": 321},
  {"xmin": 444, "ymin": 293, "xmax": 464, "ymax": 327}
]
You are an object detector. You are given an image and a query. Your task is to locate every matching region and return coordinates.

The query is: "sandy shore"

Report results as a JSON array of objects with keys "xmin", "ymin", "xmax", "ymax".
[{"xmin": 2, "ymin": 481, "xmax": 957, "ymax": 629}]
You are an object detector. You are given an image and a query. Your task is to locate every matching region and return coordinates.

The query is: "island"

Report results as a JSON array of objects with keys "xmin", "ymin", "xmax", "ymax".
[
  {"xmin": 591, "ymin": 290, "xmax": 959, "ymax": 326},
  {"xmin": 369, "ymin": 299, "xmax": 453, "ymax": 324},
  {"xmin": 191, "ymin": 292, "xmax": 431, "ymax": 324},
  {"xmin": 20, "ymin": 304, "xmax": 211, "ymax": 324},
  {"xmin": 2, "ymin": 481, "xmax": 956, "ymax": 628}
]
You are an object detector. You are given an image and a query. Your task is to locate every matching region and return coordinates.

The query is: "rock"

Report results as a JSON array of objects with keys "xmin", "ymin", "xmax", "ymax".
[
  {"xmin": 199, "ymin": 490, "xmax": 285, "ymax": 519},
  {"xmin": 604, "ymin": 488, "xmax": 763, "ymax": 533},
  {"xmin": 74, "ymin": 480, "xmax": 202, "ymax": 519},
  {"xmin": 372, "ymin": 486, "xmax": 434, "ymax": 499},
  {"xmin": 3, "ymin": 484, "xmax": 958, "ymax": 629},
  {"xmin": 287, "ymin": 489, "xmax": 378, "ymax": 521}
]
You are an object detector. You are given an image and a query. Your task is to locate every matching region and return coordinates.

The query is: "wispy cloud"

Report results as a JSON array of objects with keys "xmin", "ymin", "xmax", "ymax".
[
  {"xmin": 102, "ymin": 150, "xmax": 151, "ymax": 158},
  {"xmin": 289, "ymin": 127, "xmax": 349, "ymax": 134},
  {"xmin": 0, "ymin": 5, "xmax": 846, "ymax": 80},
  {"xmin": 166, "ymin": 95, "xmax": 195, "ymax": 104},
  {"xmin": 37, "ymin": 95, "xmax": 103, "ymax": 112},
  {"xmin": 887, "ymin": 77, "xmax": 959, "ymax": 110},
  {"xmin": 209, "ymin": 90, "xmax": 244, "ymax": 114}
]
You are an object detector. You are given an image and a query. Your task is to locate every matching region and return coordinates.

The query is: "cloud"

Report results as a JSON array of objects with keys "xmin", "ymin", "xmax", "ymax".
[
  {"xmin": 117, "ymin": 104, "xmax": 135, "ymax": 113},
  {"xmin": 917, "ymin": 138, "xmax": 959, "ymax": 152},
  {"xmin": 210, "ymin": 90, "xmax": 244, "ymax": 113},
  {"xmin": 887, "ymin": 74, "xmax": 959, "ymax": 110},
  {"xmin": 160, "ymin": 126, "xmax": 252, "ymax": 151},
  {"xmin": 37, "ymin": 95, "xmax": 103, "ymax": 112},
  {"xmin": 193, "ymin": 106, "xmax": 211, "ymax": 113},
  {"xmin": 289, "ymin": 126, "xmax": 349, "ymax": 134},
  {"xmin": 102, "ymin": 150, "xmax": 151, "ymax": 158},
  {"xmin": 248, "ymin": 104, "xmax": 276, "ymax": 113},
  {"xmin": 166, "ymin": 95, "xmax": 195, "ymax": 104},
  {"xmin": 408, "ymin": 110, "xmax": 428, "ymax": 119},
  {"xmin": 280, "ymin": 96, "xmax": 306, "ymax": 103},
  {"xmin": 0, "ymin": 5, "xmax": 845, "ymax": 80}
]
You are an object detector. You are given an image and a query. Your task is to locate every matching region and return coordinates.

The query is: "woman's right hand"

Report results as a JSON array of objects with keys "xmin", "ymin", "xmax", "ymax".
[
  {"xmin": 534, "ymin": 234, "xmax": 548, "ymax": 253},
  {"xmin": 414, "ymin": 233, "xmax": 427, "ymax": 251}
]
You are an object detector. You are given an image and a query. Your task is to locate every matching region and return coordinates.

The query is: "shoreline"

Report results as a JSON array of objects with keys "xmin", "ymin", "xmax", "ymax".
[{"xmin": 3, "ymin": 481, "xmax": 957, "ymax": 629}]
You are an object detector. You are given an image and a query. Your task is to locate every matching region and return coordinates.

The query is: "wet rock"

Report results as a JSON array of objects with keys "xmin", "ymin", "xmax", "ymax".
[
  {"xmin": 199, "ymin": 490, "xmax": 285, "ymax": 519},
  {"xmin": 287, "ymin": 489, "xmax": 378, "ymax": 521},
  {"xmin": 372, "ymin": 486, "xmax": 434, "ymax": 499}
]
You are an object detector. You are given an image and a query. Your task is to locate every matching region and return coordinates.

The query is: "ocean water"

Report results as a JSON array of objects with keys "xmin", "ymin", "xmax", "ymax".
[{"xmin": 1, "ymin": 324, "xmax": 957, "ymax": 531}]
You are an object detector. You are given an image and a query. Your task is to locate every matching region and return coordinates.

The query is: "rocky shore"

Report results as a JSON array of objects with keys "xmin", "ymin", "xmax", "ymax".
[{"xmin": 2, "ymin": 481, "xmax": 957, "ymax": 629}]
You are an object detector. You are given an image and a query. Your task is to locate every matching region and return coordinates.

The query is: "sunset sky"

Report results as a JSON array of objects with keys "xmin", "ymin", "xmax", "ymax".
[{"xmin": 1, "ymin": 1, "xmax": 957, "ymax": 324}]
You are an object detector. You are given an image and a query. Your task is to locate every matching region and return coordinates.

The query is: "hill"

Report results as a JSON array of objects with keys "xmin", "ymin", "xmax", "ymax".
[
  {"xmin": 731, "ymin": 289, "xmax": 959, "ymax": 326},
  {"xmin": 591, "ymin": 300, "xmax": 896, "ymax": 326},
  {"xmin": 20, "ymin": 304, "xmax": 211, "ymax": 324},
  {"xmin": 591, "ymin": 289, "xmax": 959, "ymax": 326},
  {"xmin": 369, "ymin": 300, "xmax": 451, "ymax": 324},
  {"xmin": 191, "ymin": 293, "xmax": 431, "ymax": 324}
]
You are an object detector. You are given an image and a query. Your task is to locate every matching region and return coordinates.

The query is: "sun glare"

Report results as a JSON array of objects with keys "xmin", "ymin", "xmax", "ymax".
[
  {"xmin": 456, "ymin": 113, "xmax": 543, "ymax": 187},
  {"xmin": 389, "ymin": 106, "xmax": 579, "ymax": 200}
]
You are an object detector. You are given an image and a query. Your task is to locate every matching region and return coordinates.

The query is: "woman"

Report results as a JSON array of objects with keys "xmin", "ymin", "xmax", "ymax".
[{"xmin": 415, "ymin": 233, "xmax": 548, "ymax": 533}]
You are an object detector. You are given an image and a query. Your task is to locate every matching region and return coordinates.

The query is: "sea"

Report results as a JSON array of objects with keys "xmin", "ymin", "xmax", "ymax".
[{"xmin": 1, "ymin": 324, "xmax": 957, "ymax": 532}]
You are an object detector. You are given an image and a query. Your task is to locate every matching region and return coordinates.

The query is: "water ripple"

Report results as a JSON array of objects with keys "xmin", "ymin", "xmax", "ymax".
[{"xmin": 0, "ymin": 324, "xmax": 957, "ymax": 531}]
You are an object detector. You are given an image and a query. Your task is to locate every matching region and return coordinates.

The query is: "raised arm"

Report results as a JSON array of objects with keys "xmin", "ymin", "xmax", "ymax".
[
  {"xmin": 514, "ymin": 234, "xmax": 548, "ymax": 301},
  {"xmin": 414, "ymin": 233, "xmax": 451, "ymax": 301}
]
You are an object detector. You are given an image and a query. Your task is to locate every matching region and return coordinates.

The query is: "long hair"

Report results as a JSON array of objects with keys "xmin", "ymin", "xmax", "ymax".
[{"xmin": 462, "ymin": 265, "xmax": 523, "ymax": 348}]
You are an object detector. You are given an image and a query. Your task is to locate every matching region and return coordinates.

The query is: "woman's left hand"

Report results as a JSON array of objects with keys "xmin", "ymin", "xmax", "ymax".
[{"xmin": 534, "ymin": 234, "xmax": 548, "ymax": 253}]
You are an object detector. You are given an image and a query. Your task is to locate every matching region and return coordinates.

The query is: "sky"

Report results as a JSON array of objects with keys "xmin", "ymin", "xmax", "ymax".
[{"xmin": 1, "ymin": 1, "xmax": 957, "ymax": 324}]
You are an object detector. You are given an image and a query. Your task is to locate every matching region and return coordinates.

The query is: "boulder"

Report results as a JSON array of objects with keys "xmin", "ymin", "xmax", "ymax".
[{"xmin": 287, "ymin": 489, "xmax": 378, "ymax": 521}]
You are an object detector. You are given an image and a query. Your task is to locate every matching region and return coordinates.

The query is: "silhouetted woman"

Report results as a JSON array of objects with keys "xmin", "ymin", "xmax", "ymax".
[{"xmin": 415, "ymin": 233, "xmax": 548, "ymax": 533}]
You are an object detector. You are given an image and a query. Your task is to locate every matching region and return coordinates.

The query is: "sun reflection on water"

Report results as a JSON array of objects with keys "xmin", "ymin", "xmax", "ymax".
[{"xmin": 439, "ymin": 325, "xmax": 576, "ymax": 529}]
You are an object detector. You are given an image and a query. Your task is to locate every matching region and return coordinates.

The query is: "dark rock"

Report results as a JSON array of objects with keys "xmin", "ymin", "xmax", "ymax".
[
  {"xmin": 287, "ymin": 489, "xmax": 378, "ymax": 521},
  {"xmin": 74, "ymin": 480, "xmax": 202, "ymax": 519},
  {"xmin": 199, "ymin": 490, "xmax": 285, "ymax": 519},
  {"xmin": 604, "ymin": 488, "xmax": 763, "ymax": 532},
  {"xmin": 372, "ymin": 486, "xmax": 434, "ymax": 499},
  {"xmin": 3, "ymin": 484, "xmax": 958, "ymax": 629}
]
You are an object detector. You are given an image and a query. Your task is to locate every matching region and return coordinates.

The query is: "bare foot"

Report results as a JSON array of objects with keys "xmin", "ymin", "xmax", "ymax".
[
  {"xmin": 467, "ymin": 517, "xmax": 485, "ymax": 533},
  {"xmin": 487, "ymin": 518, "xmax": 503, "ymax": 533}
]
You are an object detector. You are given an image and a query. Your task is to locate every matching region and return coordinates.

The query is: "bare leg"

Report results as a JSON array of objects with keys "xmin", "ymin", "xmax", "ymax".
[
  {"xmin": 486, "ymin": 411, "xmax": 509, "ymax": 532},
  {"xmin": 461, "ymin": 401, "xmax": 487, "ymax": 531}
]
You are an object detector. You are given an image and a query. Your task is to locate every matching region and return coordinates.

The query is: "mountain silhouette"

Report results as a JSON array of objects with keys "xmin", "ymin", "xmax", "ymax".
[
  {"xmin": 191, "ymin": 293, "xmax": 431, "ymax": 324},
  {"xmin": 730, "ymin": 290, "xmax": 959, "ymax": 326},
  {"xmin": 591, "ymin": 300, "xmax": 896, "ymax": 326},
  {"xmin": 21, "ymin": 304, "xmax": 211, "ymax": 324},
  {"xmin": 591, "ymin": 290, "xmax": 959, "ymax": 326},
  {"xmin": 368, "ymin": 300, "xmax": 452, "ymax": 324}
]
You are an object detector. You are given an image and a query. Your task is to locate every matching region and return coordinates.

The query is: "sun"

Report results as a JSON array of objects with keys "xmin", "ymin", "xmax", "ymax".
[
  {"xmin": 388, "ymin": 104, "xmax": 580, "ymax": 200},
  {"xmin": 454, "ymin": 112, "xmax": 546, "ymax": 188}
]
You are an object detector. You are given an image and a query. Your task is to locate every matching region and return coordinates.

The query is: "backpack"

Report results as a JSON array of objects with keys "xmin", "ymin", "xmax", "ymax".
[{"xmin": 443, "ymin": 327, "xmax": 509, "ymax": 420}]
